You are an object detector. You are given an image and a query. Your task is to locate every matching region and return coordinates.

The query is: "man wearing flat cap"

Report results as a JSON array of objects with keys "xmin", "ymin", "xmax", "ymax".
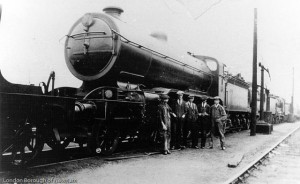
[
  {"xmin": 157, "ymin": 94, "xmax": 175, "ymax": 155},
  {"xmin": 211, "ymin": 96, "xmax": 227, "ymax": 150},
  {"xmin": 171, "ymin": 91, "xmax": 187, "ymax": 150},
  {"xmin": 198, "ymin": 96, "xmax": 211, "ymax": 149},
  {"xmin": 185, "ymin": 95, "xmax": 199, "ymax": 148}
]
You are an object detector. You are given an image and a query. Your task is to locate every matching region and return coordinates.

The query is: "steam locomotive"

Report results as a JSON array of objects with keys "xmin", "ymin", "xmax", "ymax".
[
  {"xmin": 255, "ymin": 86, "xmax": 288, "ymax": 124},
  {"xmin": 0, "ymin": 6, "xmax": 284, "ymax": 166}
]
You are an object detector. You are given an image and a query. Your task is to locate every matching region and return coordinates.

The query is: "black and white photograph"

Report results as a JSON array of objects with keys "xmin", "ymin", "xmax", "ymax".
[{"xmin": 0, "ymin": 0, "xmax": 300, "ymax": 183}]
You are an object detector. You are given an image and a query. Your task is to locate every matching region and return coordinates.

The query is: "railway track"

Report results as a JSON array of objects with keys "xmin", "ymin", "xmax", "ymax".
[
  {"xmin": 0, "ymin": 128, "xmax": 269, "ymax": 172},
  {"xmin": 0, "ymin": 140, "xmax": 160, "ymax": 172},
  {"xmin": 223, "ymin": 124, "xmax": 300, "ymax": 184},
  {"xmin": 1, "ymin": 133, "xmax": 203, "ymax": 171},
  {"xmin": 3, "ymin": 124, "xmax": 297, "ymax": 177},
  {"xmin": 27, "ymin": 150, "xmax": 162, "ymax": 170}
]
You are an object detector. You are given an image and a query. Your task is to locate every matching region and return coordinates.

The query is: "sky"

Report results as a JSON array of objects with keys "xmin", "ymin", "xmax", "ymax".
[{"xmin": 0, "ymin": 0, "xmax": 299, "ymax": 111}]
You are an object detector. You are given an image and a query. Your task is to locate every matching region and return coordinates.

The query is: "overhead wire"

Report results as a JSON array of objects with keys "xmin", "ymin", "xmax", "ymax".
[
  {"xmin": 194, "ymin": 0, "xmax": 223, "ymax": 20},
  {"xmin": 163, "ymin": 0, "xmax": 223, "ymax": 20}
]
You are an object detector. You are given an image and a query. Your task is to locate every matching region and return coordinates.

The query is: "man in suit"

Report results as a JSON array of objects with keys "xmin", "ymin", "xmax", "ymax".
[
  {"xmin": 198, "ymin": 96, "xmax": 211, "ymax": 149},
  {"xmin": 211, "ymin": 96, "xmax": 227, "ymax": 150},
  {"xmin": 171, "ymin": 91, "xmax": 187, "ymax": 150},
  {"xmin": 185, "ymin": 95, "xmax": 199, "ymax": 149}
]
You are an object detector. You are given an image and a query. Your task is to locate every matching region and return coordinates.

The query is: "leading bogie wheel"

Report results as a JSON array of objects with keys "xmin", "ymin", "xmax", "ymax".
[
  {"xmin": 2, "ymin": 120, "xmax": 44, "ymax": 166},
  {"xmin": 89, "ymin": 124, "xmax": 120, "ymax": 156}
]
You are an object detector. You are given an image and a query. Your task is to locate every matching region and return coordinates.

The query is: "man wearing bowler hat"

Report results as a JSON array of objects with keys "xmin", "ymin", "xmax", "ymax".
[
  {"xmin": 211, "ymin": 96, "xmax": 227, "ymax": 150},
  {"xmin": 185, "ymin": 95, "xmax": 199, "ymax": 149},
  {"xmin": 157, "ymin": 94, "xmax": 174, "ymax": 155},
  {"xmin": 171, "ymin": 91, "xmax": 187, "ymax": 150},
  {"xmin": 198, "ymin": 96, "xmax": 211, "ymax": 149}
]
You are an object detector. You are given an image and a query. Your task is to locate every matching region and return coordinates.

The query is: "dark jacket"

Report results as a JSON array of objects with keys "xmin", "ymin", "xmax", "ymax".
[
  {"xmin": 198, "ymin": 102, "xmax": 211, "ymax": 117},
  {"xmin": 198, "ymin": 102, "xmax": 211, "ymax": 130},
  {"xmin": 173, "ymin": 100, "xmax": 187, "ymax": 118},
  {"xmin": 185, "ymin": 101, "xmax": 198, "ymax": 122}
]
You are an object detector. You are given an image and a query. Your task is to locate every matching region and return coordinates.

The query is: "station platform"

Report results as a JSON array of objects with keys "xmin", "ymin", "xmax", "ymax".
[
  {"xmin": 1, "ymin": 122, "xmax": 300, "ymax": 184},
  {"xmin": 72, "ymin": 122, "xmax": 300, "ymax": 184},
  {"xmin": 245, "ymin": 123, "xmax": 300, "ymax": 184}
]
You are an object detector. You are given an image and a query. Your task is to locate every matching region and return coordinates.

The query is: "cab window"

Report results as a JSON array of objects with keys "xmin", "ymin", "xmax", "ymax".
[{"xmin": 205, "ymin": 59, "xmax": 218, "ymax": 71}]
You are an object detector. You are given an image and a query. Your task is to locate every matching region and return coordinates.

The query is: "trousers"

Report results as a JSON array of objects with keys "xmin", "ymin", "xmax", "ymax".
[
  {"xmin": 199, "ymin": 117, "xmax": 211, "ymax": 147},
  {"xmin": 211, "ymin": 120, "xmax": 225, "ymax": 147},
  {"xmin": 160, "ymin": 130, "xmax": 171, "ymax": 151},
  {"xmin": 171, "ymin": 117, "xmax": 184, "ymax": 148},
  {"xmin": 191, "ymin": 121, "xmax": 199, "ymax": 147},
  {"xmin": 185, "ymin": 119, "xmax": 198, "ymax": 147}
]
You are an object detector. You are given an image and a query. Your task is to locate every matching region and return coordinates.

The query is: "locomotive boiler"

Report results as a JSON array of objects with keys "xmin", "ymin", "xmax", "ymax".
[{"xmin": 64, "ymin": 7, "xmax": 215, "ymax": 93}]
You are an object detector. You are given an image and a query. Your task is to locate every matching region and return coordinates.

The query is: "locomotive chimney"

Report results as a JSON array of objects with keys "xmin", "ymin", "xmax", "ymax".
[{"xmin": 103, "ymin": 6, "xmax": 124, "ymax": 18}]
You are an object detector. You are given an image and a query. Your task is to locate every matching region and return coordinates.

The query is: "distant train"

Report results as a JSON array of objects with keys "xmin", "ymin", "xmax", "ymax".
[
  {"xmin": 255, "ymin": 86, "xmax": 289, "ymax": 124},
  {"xmin": 0, "ymin": 6, "xmax": 288, "ymax": 166}
]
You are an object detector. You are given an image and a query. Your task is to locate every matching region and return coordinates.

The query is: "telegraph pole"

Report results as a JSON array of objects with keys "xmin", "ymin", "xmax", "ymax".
[{"xmin": 250, "ymin": 8, "xmax": 258, "ymax": 136}]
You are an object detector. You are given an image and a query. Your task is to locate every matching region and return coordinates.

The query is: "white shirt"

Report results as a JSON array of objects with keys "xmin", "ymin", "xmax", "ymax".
[{"xmin": 177, "ymin": 99, "xmax": 183, "ymax": 105}]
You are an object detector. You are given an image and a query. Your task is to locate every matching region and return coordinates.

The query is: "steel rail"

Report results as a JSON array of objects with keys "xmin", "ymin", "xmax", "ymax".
[{"xmin": 27, "ymin": 150, "xmax": 161, "ymax": 169}]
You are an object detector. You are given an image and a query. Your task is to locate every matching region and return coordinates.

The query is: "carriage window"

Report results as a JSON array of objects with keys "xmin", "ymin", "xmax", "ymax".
[{"xmin": 205, "ymin": 59, "xmax": 218, "ymax": 71}]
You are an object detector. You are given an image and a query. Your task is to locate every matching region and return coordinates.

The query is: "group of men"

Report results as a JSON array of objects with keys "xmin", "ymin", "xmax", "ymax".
[{"xmin": 157, "ymin": 91, "xmax": 227, "ymax": 155}]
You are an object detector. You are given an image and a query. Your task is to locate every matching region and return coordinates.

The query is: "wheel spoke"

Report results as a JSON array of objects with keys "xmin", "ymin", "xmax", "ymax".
[
  {"xmin": 27, "ymin": 144, "xmax": 34, "ymax": 151},
  {"xmin": 20, "ymin": 147, "xmax": 25, "ymax": 163},
  {"xmin": 5, "ymin": 123, "xmax": 44, "ymax": 166},
  {"xmin": 93, "ymin": 127, "xmax": 119, "ymax": 156},
  {"xmin": 2, "ymin": 144, "xmax": 14, "ymax": 153}
]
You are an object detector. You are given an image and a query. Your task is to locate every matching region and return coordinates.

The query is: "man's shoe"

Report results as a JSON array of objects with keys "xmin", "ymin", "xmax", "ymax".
[
  {"xmin": 192, "ymin": 146, "xmax": 199, "ymax": 149},
  {"xmin": 163, "ymin": 151, "xmax": 168, "ymax": 155},
  {"xmin": 201, "ymin": 146, "xmax": 205, "ymax": 149},
  {"xmin": 221, "ymin": 146, "xmax": 226, "ymax": 150},
  {"xmin": 208, "ymin": 146, "xmax": 213, "ymax": 149},
  {"xmin": 167, "ymin": 150, "xmax": 171, "ymax": 154}
]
